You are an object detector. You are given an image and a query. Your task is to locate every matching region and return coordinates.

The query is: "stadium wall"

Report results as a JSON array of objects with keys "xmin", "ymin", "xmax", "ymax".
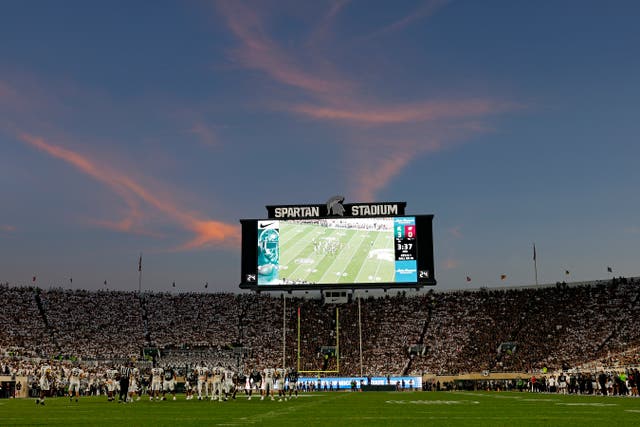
[{"xmin": 0, "ymin": 375, "xmax": 28, "ymax": 398}]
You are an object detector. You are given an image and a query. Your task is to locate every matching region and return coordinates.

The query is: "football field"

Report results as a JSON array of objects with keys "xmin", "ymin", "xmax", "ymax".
[
  {"xmin": 3, "ymin": 391, "xmax": 640, "ymax": 426},
  {"xmin": 278, "ymin": 221, "xmax": 395, "ymax": 284}
]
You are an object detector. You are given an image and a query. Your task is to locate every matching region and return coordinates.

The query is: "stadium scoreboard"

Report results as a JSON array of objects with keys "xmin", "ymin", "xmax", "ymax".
[{"xmin": 240, "ymin": 197, "xmax": 436, "ymax": 291}]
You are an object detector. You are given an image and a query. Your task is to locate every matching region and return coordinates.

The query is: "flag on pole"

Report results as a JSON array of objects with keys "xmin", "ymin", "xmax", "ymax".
[
  {"xmin": 466, "ymin": 276, "xmax": 472, "ymax": 282},
  {"xmin": 138, "ymin": 254, "xmax": 142, "ymax": 272},
  {"xmin": 172, "ymin": 281, "xmax": 175, "ymax": 287},
  {"xmin": 500, "ymin": 274, "xmax": 507, "ymax": 280},
  {"xmin": 69, "ymin": 277, "xmax": 73, "ymax": 283},
  {"xmin": 32, "ymin": 276, "xmax": 36, "ymax": 282},
  {"xmin": 565, "ymin": 270, "xmax": 570, "ymax": 275},
  {"xmin": 205, "ymin": 282, "xmax": 208, "ymax": 289},
  {"xmin": 103, "ymin": 280, "xmax": 107, "ymax": 285},
  {"xmin": 607, "ymin": 266, "xmax": 613, "ymax": 273}
]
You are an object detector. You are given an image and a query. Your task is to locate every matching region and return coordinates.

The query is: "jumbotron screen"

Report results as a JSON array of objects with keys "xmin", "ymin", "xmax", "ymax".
[{"xmin": 240, "ymin": 215, "xmax": 435, "ymax": 290}]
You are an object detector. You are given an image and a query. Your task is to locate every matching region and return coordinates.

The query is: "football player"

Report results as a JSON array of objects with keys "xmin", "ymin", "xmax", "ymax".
[
  {"xmin": 36, "ymin": 364, "xmax": 52, "ymax": 405},
  {"xmin": 195, "ymin": 363, "xmax": 209, "ymax": 400},
  {"xmin": 275, "ymin": 368, "xmax": 286, "ymax": 401},
  {"xmin": 105, "ymin": 366, "xmax": 119, "ymax": 402},
  {"xmin": 249, "ymin": 368, "xmax": 262, "ymax": 401},
  {"xmin": 224, "ymin": 367, "xmax": 237, "ymax": 400},
  {"xmin": 150, "ymin": 365, "xmax": 164, "ymax": 400},
  {"xmin": 261, "ymin": 367, "xmax": 275, "ymax": 401},
  {"xmin": 162, "ymin": 366, "xmax": 177, "ymax": 400},
  {"xmin": 128, "ymin": 367, "xmax": 141, "ymax": 402},
  {"xmin": 184, "ymin": 368, "xmax": 195, "ymax": 400},
  {"xmin": 211, "ymin": 366, "xmax": 224, "ymax": 401},
  {"xmin": 68, "ymin": 365, "xmax": 83, "ymax": 402},
  {"xmin": 287, "ymin": 368, "xmax": 299, "ymax": 399}
]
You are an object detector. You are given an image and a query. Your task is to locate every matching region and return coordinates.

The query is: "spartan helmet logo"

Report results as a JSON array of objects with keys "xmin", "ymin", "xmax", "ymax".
[{"xmin": 326, "ymin": 195, "xmax": 345, "ymax": 216}]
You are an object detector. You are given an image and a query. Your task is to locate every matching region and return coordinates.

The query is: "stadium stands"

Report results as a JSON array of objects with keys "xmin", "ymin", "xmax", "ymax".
[{"xmin": 1, "ymin": 277, "xmax": 639, "ymax": 380}]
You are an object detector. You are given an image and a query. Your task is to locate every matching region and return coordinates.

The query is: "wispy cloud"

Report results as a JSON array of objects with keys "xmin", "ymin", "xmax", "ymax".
[
  {"xmin": 17, "ymin": 132, "xmax": 240, "ymax": 250},
  {"xmin": 0, "ymin": 75, "xmax": 69, "ymax": 121},
  {"xmin": 443, "ymin": 258, "xmax": 458, "ymax": 270},
  {"xmin": 306, "ymin": 0, "xmax": 351, "ymax": 48},
  {"xmin": 362, "ymin": 0, "xmax": 451, "ymax": 41},
  {"xmin": 348, "ymin": 139, "xmax": 428, "ymax": 201},
  {"xmin": 0, "ymin": 225, "xmax": 16, "ymax": 233},
  {"xmin": 217, "ymin": 0, "xmax": 352, "ymax": 97},
  {"xmin": 215, "ymin": 1, "xmax": 516, "ymax": 201},
  {"xmin": 625, "ymin": 226, "xmax": 640, "ymax": 234},
  {"xmin": 289, "ymin": 99, "xmax": 513, "ymax": 125},
  {"xmin": 189, "ymin": 122, "xmax": 219, "ymax": 147},
  {"xmin": 0, "ymin": 81, "xmax": 28, "ymax": 111},
  {"xmin": 448, "ymin": 226, "xmax": 463, "ymax": 239}
]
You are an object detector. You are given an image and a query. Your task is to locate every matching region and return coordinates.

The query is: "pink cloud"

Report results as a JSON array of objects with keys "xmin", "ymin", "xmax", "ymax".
[
  {"xmin": 345, "ymin": 117, "xmax": 501, "ymax": 201},
  {"xmin": 366, "ymin": 0, "xmax": 450, "ymax": 40},
  {"xmin": 0, "ymin": 225, "xmax": 16, "ymax": 232},
  {"xmin": 0, "ymin": 80, "xmax": 36, "ymax": 115},
  {"xmin": 216, "ymin": 0, "xmax": 352, "ymax": 97},
  {"xmin": 215, "ymin": 1, "xmax": 518, "ymax": 202},
  {"xmin": 17, "ymin": 131, "xmax": 240, "ymax": 250},
  {"xmin": 290, "ymin": 98, "xmax": 512, "ymax": 125},
  {"xmin": 350, "ymin": 145, "xmax": 420, "ymax": 202},
  {"xmin": 0, "ymin": 82, "xmax": 14, "ymax": 99},
  {"xmin": 625, "ymin": 226, "xmax": 640, "ymax": 234},
  {"xmin": 306, "ymin": 0, "xmax": 351, "ymax": 47},
  {"xmin": 0, "ymin": 75, "xmax": 70, "ymax": 120},
  {"xmin": 448, "ymin": 226, "xmax": 463, "ymax": 239},
  {"xmin": 189, "ymin": 122, "xmax": 219, "ymax": 147},
  {"xmin": 443, "ymin": 258, "xmax": 458, "ymax": 270}
]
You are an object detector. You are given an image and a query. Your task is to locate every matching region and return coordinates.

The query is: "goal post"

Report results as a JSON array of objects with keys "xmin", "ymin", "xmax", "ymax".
[{"xmin": 297, "ymin": 306, "xmax": 340, "ymax": 374}]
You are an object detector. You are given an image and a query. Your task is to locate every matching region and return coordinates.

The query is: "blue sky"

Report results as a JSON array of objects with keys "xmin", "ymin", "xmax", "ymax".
[{"xmin": 1, "ymin": 0, "xmax": 639, "ymax": 293}]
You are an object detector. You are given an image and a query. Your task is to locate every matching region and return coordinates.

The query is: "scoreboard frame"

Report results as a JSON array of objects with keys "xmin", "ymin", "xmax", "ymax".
[{"xmin": 239, "ymin": 199, "xmax": 435, "ymax": 291}]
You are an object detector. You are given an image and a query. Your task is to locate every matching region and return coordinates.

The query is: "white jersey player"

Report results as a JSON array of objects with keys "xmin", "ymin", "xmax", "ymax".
[
  {"xmin": 36, "ymin": 365, "xmax": 52, "ymax": 405},
  {"xmin": 275, "ymin": 368, "xmax": 286, "ymax": 401},
  {"xmin": 224, "ymin": 368, "xmax": 236, "ymax": 400},
  {"xmin": 105, "ymin": 368, "xmax": 119, "ymax": 402},
  {"xmin": 150, "ymin": 367, "xmax": 164, "ymax": 400},
  {"xmin": 245, "ymin": 374, "xmax": 252, "ymax": 398},
  {"xmin": 68, "ymin": 367, "xmax": 84, "ymax": 402},
  {"xmin": 224, "ymin": 369, "xmax": 238, "ymax": 399},
  {"xmin": 128, "ymin": 367, "xmax": 141, "ymax": 401},
  {"xmin": 195, "ymin": 364, "xmax": 209, "ymax": 400},
  {"xmin": 262, "ymin": 368, "xmax": 275, "ymax": 400},
  {"xmin": 211, "ymin": 367, "xmax": 224, "ymax": 401}
]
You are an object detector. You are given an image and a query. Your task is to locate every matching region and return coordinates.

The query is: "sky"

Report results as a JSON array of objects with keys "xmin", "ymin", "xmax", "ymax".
[{"xmin": 1, "ymin": 0, "xmax": 639, "ymax": 294}]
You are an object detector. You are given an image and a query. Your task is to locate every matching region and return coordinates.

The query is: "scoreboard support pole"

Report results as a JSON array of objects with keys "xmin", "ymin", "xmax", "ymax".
[
  {"xmin": 283, "ymin": 294, "xmax": 286, "ymax": 370},
  {"xmin": 297, "ymin": 306, "xmax": 301, "ymax": 372},
  {"xmin": 358, "ymin": 294, "xmax": 363, "ymax": 377},
  {"xmin": 336, "ymin": 307, "xmax": 340, "ymax": 373}
]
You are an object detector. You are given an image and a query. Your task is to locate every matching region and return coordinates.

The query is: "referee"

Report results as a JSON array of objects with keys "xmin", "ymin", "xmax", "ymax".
[{"xmin": 119, "ymin": 363, "xmax": 132, "ymax": 402}]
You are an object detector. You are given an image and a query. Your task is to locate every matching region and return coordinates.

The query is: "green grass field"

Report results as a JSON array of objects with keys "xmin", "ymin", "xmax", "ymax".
[
  {"xmin": 278, "ymin": 221, "xmax": 395, "ymax": 284},
  {"xmin": 3, "ymin": 391, "xmax": 640, "ymax": 426}
]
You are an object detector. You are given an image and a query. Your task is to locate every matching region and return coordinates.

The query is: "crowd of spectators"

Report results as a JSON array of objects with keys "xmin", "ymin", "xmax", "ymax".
[
  {"xmin": 1, "ymin": 277, "xmax": 639, "ymax": 378},
  {"xmin": 39, "ymin": 288, "xmax": 145, "ymax": 359}
]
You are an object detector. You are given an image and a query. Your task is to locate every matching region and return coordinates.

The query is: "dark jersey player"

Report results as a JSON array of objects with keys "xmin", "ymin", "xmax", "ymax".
[
  {"xmin": 287, "ymin": 368, "xmax": 299, "ymax": 399},
  {"xmin": 249, "ymin": 369, "xmax": 262, "ymax": 400}
]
